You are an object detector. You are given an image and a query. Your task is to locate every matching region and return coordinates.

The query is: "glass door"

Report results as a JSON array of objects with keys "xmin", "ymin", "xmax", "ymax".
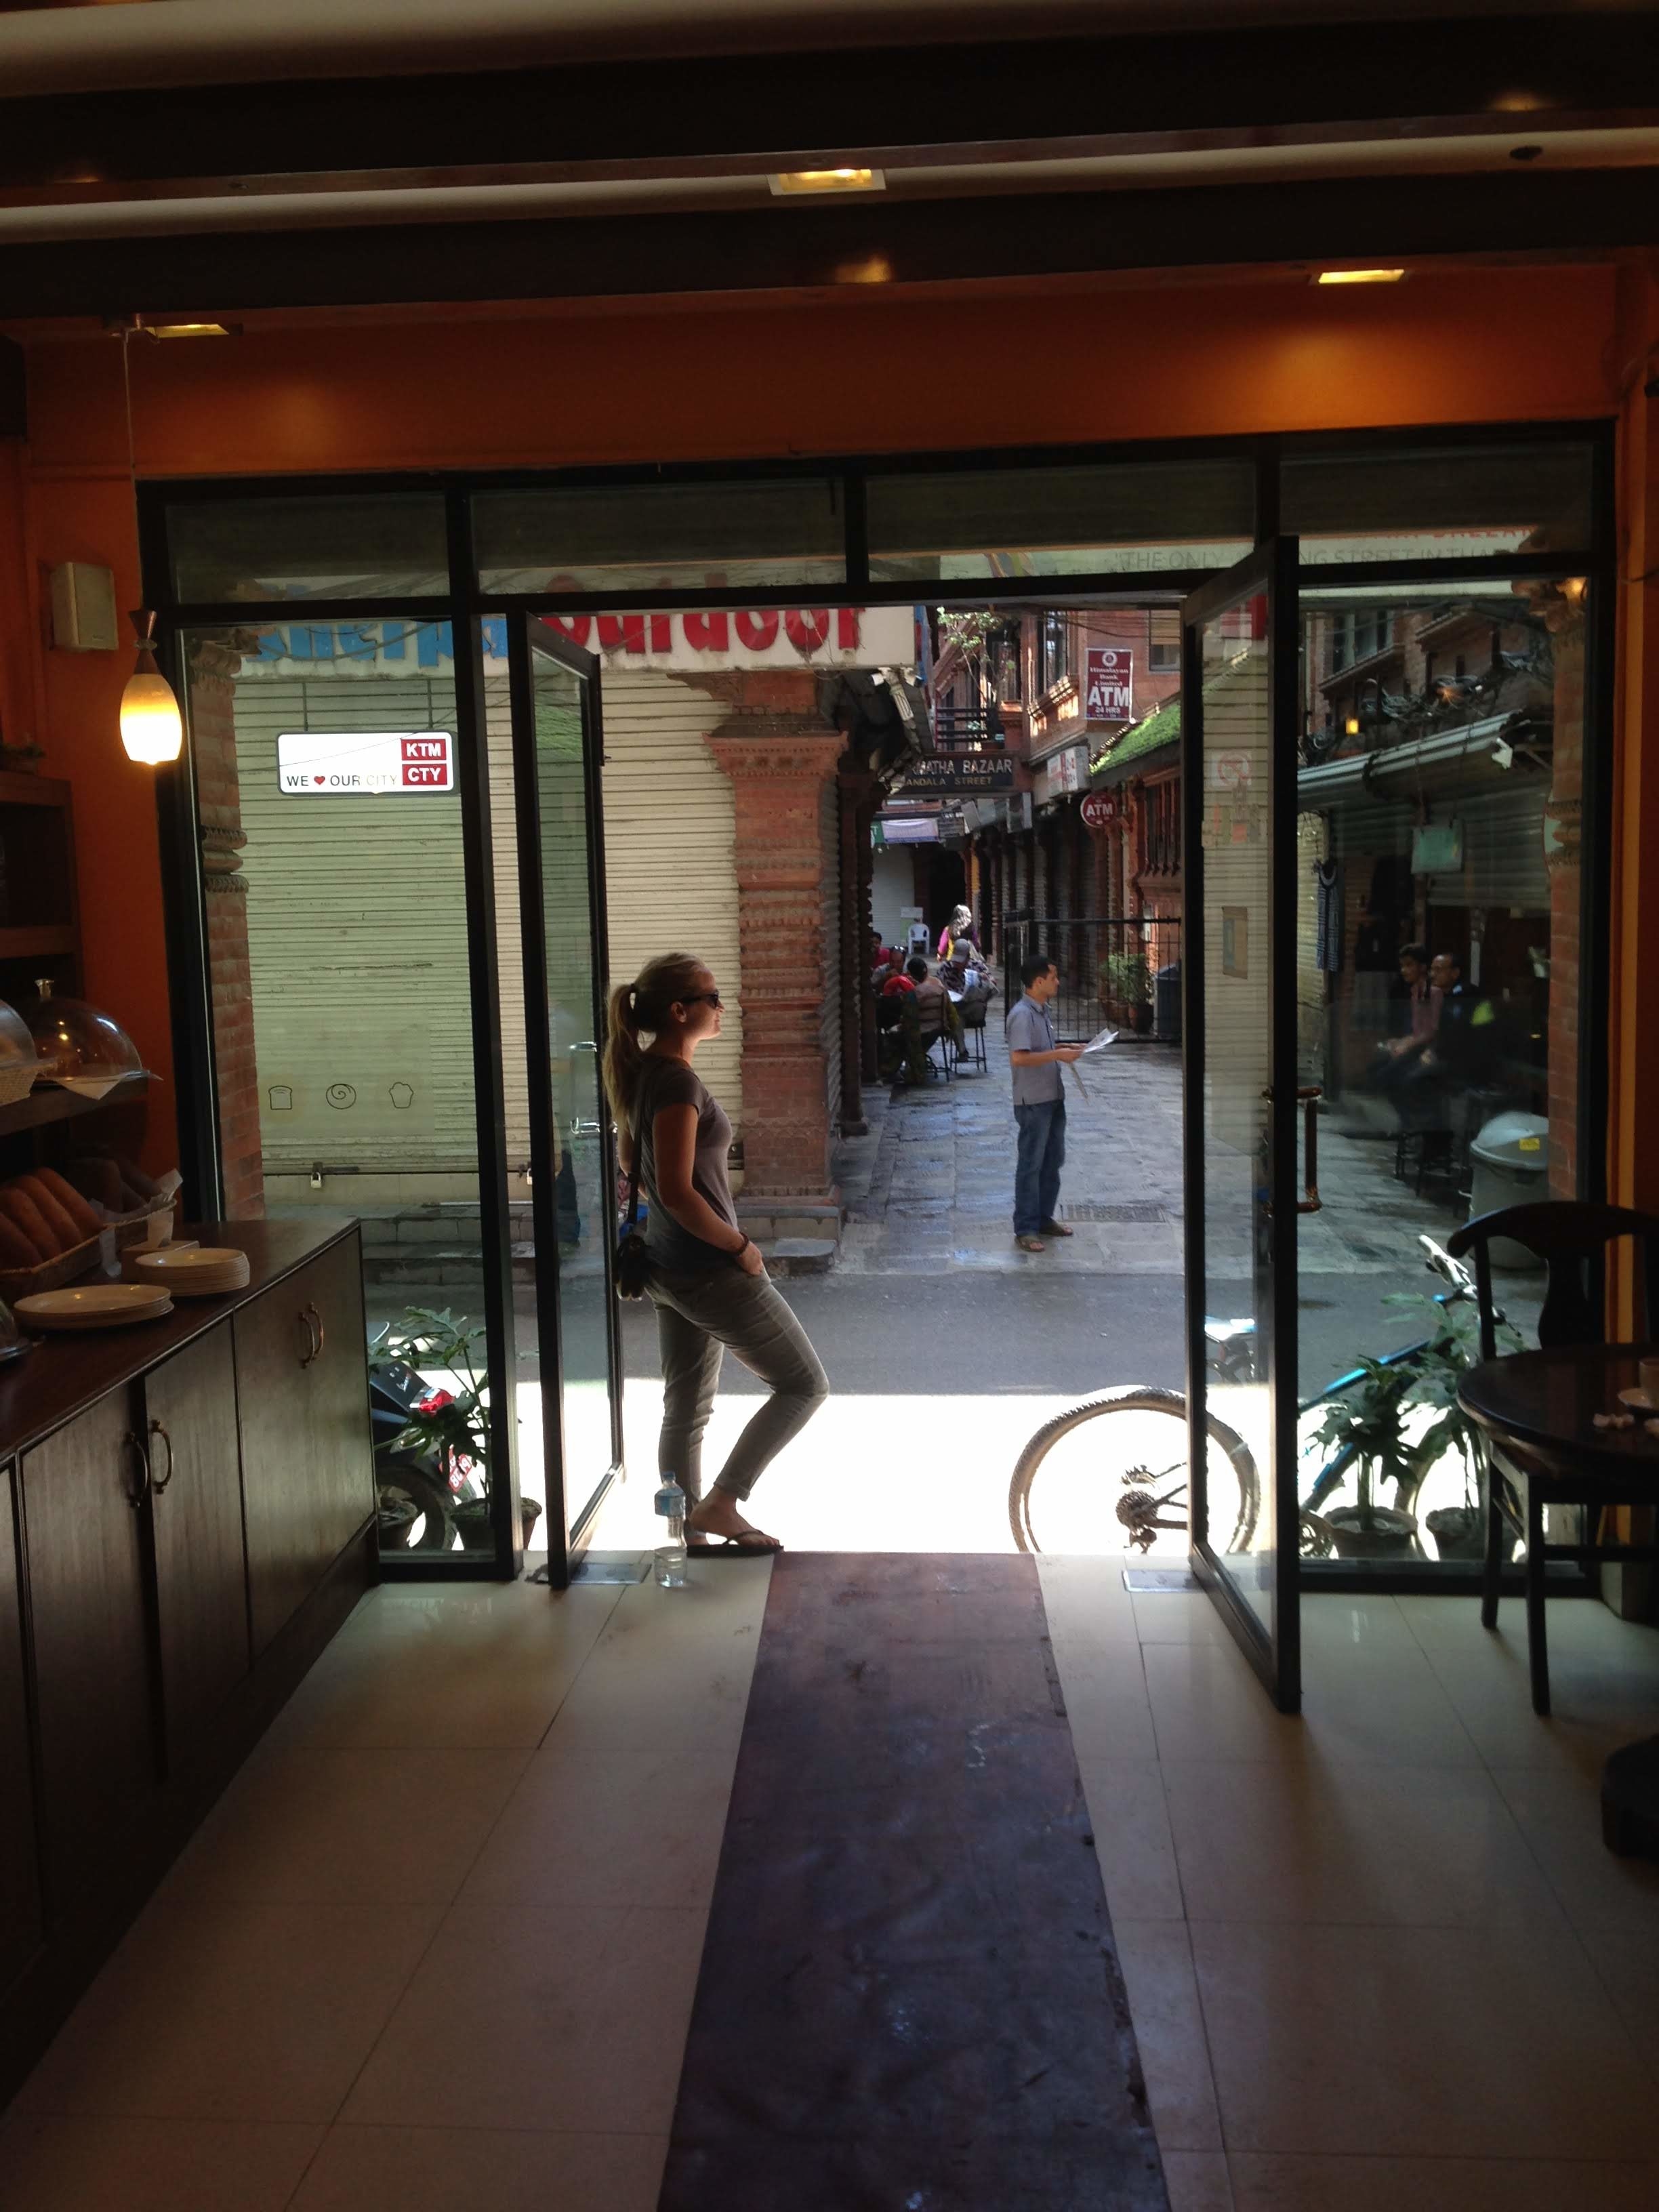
[
  {"xmin": 1181, "ymin": 541, "xmax": 1305, "ymax": 1710},
  {"xmin": 506, "ymin": 617, "xmax": 623, "ymax": 1589}
]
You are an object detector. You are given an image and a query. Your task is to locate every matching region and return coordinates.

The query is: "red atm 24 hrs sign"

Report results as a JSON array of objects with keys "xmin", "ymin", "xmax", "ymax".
[{"xmin": 277, "ymin": 731, "xmax": 455, "ymax": 795}]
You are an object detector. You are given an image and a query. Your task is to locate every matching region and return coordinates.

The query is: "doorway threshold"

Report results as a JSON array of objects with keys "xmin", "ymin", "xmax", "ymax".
[{"xmin": 1122, "ymin": 1565, "xmax": 1201, "ymax": 1593}]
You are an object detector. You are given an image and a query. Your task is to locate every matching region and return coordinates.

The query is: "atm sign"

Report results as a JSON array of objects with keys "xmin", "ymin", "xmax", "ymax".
[{"xmin": 277, "ymin": 731, "xmax": 455, "ymax": 796}]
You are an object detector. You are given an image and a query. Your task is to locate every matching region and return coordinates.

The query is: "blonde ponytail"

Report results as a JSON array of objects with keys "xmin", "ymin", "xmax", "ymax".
[{"xmin": 601, "ymin": 951, "xmax": 709, "ymax": 1132}]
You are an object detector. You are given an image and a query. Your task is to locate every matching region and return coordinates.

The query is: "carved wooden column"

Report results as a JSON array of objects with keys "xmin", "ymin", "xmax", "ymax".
[{"xmin": 707, "ymin": 718, "xmax": 847, "ymax": 1200}]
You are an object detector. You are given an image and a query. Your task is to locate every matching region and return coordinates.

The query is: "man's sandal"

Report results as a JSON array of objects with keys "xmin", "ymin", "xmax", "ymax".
[
  {"xmin": 1040, "ymin": 1219, "xmax": 1074, "ymax": 1237},
  {"xmin": 1016, "ymin": 1235, "xmax": 1047, "ymax": 1252}
]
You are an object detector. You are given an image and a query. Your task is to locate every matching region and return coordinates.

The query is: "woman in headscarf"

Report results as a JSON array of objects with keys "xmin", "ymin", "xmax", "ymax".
[{"xmin": 938, "ymin": 903, "xmax": 982, "ymax": 963}]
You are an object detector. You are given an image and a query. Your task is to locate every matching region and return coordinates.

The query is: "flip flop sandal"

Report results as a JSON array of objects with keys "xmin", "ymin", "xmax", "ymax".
[
  {"xmin": 1040, "ymin": 1219, "xmax": 1075, "ymax": 1237},
  {"xmin": 694, "ymin": 1530, "xmax": 783, "ymax": 1557},
  {"xmin": 1016, "ymin": 1235, "xmax": 1047, "ymax": 1253}
]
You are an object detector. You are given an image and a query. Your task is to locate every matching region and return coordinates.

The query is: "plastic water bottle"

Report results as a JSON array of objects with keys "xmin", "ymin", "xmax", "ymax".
[{"xmin": 653, "ymin": 1476, "xmax": 687, "ymax": 1589}]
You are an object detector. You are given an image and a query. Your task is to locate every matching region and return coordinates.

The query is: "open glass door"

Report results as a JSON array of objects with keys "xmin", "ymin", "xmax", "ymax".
[
  {"xmin": 506, "ymin": 616, "xmax": 623, "ymax": 1589},
  {"xmin": 1182, "ymin": 540, "xmax": 1305, "ymax": 1711}
]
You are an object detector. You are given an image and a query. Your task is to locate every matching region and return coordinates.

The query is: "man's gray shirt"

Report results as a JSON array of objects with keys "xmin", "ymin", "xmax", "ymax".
[{"xmin": 1006, "ymin": 993, "xmax": 1063, "ymax": 1106}]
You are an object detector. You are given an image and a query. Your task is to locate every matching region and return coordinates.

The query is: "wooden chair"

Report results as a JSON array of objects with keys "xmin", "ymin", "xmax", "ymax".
[{"xmin": 1446, "ymin": 1201, "xmax": 1659, "ymax": 1715}]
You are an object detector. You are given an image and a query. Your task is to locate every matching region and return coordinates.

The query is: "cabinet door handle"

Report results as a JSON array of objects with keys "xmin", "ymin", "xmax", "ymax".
[
  {"xmin": 121, "ymin": 1430, "xmax": 152, "ymax": 1509},
  {"xmin": 148, "ymin": 1418, "xmax": 176, "ymax": 1496},
  {"xmin": 298, "ymin": 1303, "xmax": 325, "ymax": 1367}
]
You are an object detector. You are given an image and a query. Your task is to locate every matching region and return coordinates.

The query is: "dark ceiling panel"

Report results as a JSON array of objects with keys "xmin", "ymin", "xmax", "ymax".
[
  {"xmin": 0, "ymin": 18, "xmax": 1656, "ymax": 197},
  {"xmin": 0, "ymin": 170, "xmax": 1651, "ymax": 320}
]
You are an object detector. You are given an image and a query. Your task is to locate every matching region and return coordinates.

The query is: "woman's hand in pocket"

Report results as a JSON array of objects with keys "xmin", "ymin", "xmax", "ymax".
[{"xmin": 736, "ymin": 1237, "xmax": 766, "ymax": 1277}]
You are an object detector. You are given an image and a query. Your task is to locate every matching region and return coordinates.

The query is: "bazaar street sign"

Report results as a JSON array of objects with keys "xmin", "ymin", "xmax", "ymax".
[{"xmin": 897, "ymin": 754, "xmax": 1016, "ymax": 794}]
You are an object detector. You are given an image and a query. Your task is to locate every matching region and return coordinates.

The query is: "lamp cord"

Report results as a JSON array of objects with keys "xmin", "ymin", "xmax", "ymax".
[{"xmin": 120, "ymin": 325, "xmax": 136, "ymax": 490}]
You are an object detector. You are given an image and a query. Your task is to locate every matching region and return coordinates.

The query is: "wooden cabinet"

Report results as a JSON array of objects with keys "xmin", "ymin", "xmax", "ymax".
[
  {"xmin": 19, "ymin": 1389, "xmax": 157, "ymax": 1904},
  {"xmin": 0, "ymin": 1460, "xmax": 42, "ymax": 1994},
  {"xmin": 0, "ymin": 1220, "xmax": 376, "ymax": 2103},
  {"xmin": 237, "ymin": 1238, "xmax": 375, "ymax": 1657},
  {"xmin": 144, "ymin": 1326, "xmax": 249, "ymax": 1772}
]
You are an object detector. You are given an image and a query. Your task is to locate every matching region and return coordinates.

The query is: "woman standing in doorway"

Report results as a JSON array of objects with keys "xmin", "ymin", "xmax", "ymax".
[{"xmin": 602, "ymin": 952, "xmax": 828, "ymax": 1553}]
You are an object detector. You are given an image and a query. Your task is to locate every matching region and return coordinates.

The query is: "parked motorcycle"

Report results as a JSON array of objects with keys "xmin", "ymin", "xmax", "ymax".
[{"xmin": 371, "ymin": 1326, "xmax": 481, "ymax": 1551}]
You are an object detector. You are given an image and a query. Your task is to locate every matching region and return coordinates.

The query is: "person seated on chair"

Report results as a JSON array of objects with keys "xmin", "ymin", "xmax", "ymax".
[
  {"xmin": 1371, "ymin": 942, "xmax": 1441, "ymax": 1106},
  {"xmin": 908, "ymin": 956, "xmax": 964, "ymax": 1050},
  {"xmin": 1397, "ymin": 951, "xmax": 1496, "ymax": 1141},
  {"xmin": 879, "ymin": 948, "xmax": 916, "ymax": 1000}
]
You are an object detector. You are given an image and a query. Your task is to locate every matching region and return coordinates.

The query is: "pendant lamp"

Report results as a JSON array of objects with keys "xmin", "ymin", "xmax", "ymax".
[
  {"xmin": 120, "ymin": 609, "xmax": 183, "ymax": 764},
  {"xmin": 117, "ymin": 325, "xmax": 183, "ymax": 766}
]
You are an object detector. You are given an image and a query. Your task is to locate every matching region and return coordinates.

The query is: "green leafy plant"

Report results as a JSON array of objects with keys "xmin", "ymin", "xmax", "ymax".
[
  {"xmin": 1382, "ymin": 1290, "xmax": 1523, "ymax": 1500},
  {"xmin": 380, "ymin": 1306, "xmax": 490, "ymax": 1490},
  {"xmin": 1100, "ymin": 951, "xmax": 1151, "ymax": 1004},
  {"xmin": 1311, "ymin": 1293, "xmax": 1521, "ymax": 1523},
  {"xmin": 937, "ymin": 609, "xmax": 1000, "ymax": 659}
]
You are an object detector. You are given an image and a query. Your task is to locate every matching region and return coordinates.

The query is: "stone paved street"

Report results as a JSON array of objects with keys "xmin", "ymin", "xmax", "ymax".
[{"xmin": 833, "ymin": 1019, "xmax": 1506, "ymax": 1289}]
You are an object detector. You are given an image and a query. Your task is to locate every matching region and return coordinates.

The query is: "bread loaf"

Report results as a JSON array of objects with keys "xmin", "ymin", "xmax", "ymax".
[
  {"xmin": 35, "ymin": 1168, "xmax": 102, "ymax": 1242},
  {"xmin": 0, "ymin": 1216, "xmax": 41, "ymax": 1270},
  {"xmin": 0, "ymin": 1186, "xmax": 61, "ymax": 1258},
  {"xmin": 18, "ymin": 1174, "xmax": 82, "ymax": 1253}
]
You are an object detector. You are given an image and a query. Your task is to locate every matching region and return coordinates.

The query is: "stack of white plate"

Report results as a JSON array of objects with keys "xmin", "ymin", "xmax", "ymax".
[
  {"xmin": 131, "ymin": 1246, "xmax": 251, "ymax": 1298},
  {"xmin": 17, "ymin": 1284, "xmax": 174, "ymax": 1331}
]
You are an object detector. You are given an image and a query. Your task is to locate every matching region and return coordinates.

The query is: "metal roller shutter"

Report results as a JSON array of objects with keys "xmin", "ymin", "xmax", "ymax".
[
  {"xmin": 600, "ymin": 672, "xmax": 745, "ymax": 1145},
  {"xmin": 236, "ymin": 671, "xmax": 480, "ymax": 1179}
]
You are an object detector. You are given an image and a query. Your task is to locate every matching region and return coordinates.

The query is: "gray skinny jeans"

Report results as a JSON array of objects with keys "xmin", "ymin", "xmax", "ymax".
[{"xmin": 647, "ymin": 1263, "xmax": 829, "ymax": 1502}]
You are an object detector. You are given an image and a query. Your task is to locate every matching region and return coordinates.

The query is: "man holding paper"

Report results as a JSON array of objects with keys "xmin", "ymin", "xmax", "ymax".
[{"xmin": 1006, "ymin": 954, "xmax": 1084, "ymax": 1254}]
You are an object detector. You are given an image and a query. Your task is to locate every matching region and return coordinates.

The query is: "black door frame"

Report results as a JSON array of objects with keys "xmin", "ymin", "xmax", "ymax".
[
  {"xmin": 508, "ymin": 617, "xmax": 624, "ymax": 1588},
  {"xmin": 1181, "ymin": 537, "xmax": 1304, "ymax": 1712},
  {"xmin": 140, "ymin": 419, "xmax": 1614, "ymax": 1591}
]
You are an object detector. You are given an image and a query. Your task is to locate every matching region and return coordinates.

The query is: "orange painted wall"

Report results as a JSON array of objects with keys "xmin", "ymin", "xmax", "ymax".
[
  {"xmin": 20, "ymin": 266, "xmax": 1624, "ymax": 478},
  {"xmin": 0, "ymin": 260, "xmax": 1643, "ymax": 1191}
]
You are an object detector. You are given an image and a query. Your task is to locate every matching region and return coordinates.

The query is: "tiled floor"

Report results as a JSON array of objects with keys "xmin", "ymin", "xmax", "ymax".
[
  {"xmin": 5, "ymin": 1561, "xmax": 1658, "ymax": 2209},
  {"xmin": 1043, "ymin": 1556, "xmax": 1659, "ymax": 2210},
  {"xmin": 2, "ymin": 1567, "xmax": 771, "ymax": 2212}
]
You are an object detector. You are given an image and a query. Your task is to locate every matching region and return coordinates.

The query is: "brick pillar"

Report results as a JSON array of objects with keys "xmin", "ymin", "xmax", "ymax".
[
  {"xmin": 1541, "ymin": 592, "xmax": 1586, "ymax": 1197},
  {"xmin": 838, "ymin": 761, "xmax": 878, "ymax": 1110},
  {"xmin": 708, "ymin": 717, "xmax": 846, "ymax": 1200},
  {"xmin": 188, "ymin": 635, "xmax": 265, "ymax": 1218}
]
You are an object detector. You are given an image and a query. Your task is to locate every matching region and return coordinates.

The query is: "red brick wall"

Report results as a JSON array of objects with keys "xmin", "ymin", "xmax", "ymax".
[
  {"xmin": 706, "ymin": 690, "xmax": 845, "ymax": 1200},
  {"xmin": 188, "ymin": 636, "xmax": 265, "ymax": 1218}
]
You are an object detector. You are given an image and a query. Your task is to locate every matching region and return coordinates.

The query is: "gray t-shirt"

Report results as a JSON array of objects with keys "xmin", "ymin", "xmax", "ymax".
[
  {"xmin": 1006, "ymin": 993, "xmax": 1063, "ymax": 1107},
  {"xmin": 634, "ymin": 1057, "xmax": 740, "ymax": 1273}
]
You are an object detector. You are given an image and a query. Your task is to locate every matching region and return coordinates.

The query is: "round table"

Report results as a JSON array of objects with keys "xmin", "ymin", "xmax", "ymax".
[
  {"xmin": 1458, "ymin": 1343, "xmax": 1659, "ymax": 1475},
  {"xmin": 1459, "ymin": 1342, "xmax": 1659, "ymax": 1857}
]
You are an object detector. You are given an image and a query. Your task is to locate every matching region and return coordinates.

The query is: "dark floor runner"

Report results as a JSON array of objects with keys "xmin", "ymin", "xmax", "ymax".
[{"xmin": 658, "ymin": 1553, "xmax": 1169, "ymax": 2212}]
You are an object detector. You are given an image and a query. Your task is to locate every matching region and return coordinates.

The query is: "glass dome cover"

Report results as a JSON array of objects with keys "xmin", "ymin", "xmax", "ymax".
[
  {"xmin": 0, "ymin": 998, "xmax": 36, "ymax": 1073},
  {"xmin": 25, "ymin": 983, "xmax": 143, "ymax": 1084}
]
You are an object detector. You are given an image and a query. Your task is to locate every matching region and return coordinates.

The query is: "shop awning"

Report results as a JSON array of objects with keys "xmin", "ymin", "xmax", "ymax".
[{"xmin": 1296, "ymin": 714, "xmax": 1550, "ymax": 805}]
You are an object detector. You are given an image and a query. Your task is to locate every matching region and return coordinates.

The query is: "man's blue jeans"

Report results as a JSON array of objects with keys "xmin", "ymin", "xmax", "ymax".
[{"xmin": 1014, "ymin": 1099, "xmax": 1067, "ymax": 1236}]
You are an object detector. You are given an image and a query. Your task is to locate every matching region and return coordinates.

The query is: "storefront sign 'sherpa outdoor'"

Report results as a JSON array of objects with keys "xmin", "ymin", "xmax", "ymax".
[
  {"xmin": 277, "ymin": 731, "xmax": 454, "ymax": 795},
  {"xmin": 248, "ymin": 606, "xmax": 916, "ymax": 677},
  {"xmin": 897, "ymin": 754, "xmax": 1016, "ymax": 795}
]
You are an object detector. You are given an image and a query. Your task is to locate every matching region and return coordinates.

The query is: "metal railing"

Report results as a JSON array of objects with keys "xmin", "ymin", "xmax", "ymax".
[
  {"xmin": 1003, "ymin": 915, "xmax": 1183, "ymax": 1044},
  {"xmin": 930, "ymin": 703, "xmax": 1007, "ymax": 752}
]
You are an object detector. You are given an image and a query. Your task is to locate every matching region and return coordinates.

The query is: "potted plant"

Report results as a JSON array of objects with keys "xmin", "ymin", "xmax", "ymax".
[
  {"xmin": 1307, "ymin": 1355, "xmax": 1423, "ymax": 1558},
  {"xmin": 1382, "ymin": 1290, "xmax": 1521, "ymax": 1561},
  {"xmin": 377, "ymin": 1305, "xmax": 545, "ymax": 1552},
  {"xmin": 1101, "ymin": 950, "xmax": 1152, "ymax": 1033}
]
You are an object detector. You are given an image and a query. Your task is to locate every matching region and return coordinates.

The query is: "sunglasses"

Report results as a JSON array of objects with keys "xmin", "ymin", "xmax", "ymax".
[{"xmin": 682, "ymin": 991, "xmax": 722, "ymax": 1009}]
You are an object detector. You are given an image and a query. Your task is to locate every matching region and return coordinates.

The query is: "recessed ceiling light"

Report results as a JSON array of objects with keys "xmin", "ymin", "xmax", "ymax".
[
  {"xmin": 1314, "ymin": 269, "xmax": 1407, "ymax": 286},
  {"xmin": 769, "ymin": 168, "xmax": 884, "ymax": 197},
  {"xmin": 147, "ymin": 322, "xmax": 241, "ymax": 339}
]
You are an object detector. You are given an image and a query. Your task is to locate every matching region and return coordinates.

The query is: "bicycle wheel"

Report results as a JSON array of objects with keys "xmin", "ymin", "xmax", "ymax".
[{"xmin": 1008, "ymin": 1386, "xmax": 1260, "ymax": 1557}]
